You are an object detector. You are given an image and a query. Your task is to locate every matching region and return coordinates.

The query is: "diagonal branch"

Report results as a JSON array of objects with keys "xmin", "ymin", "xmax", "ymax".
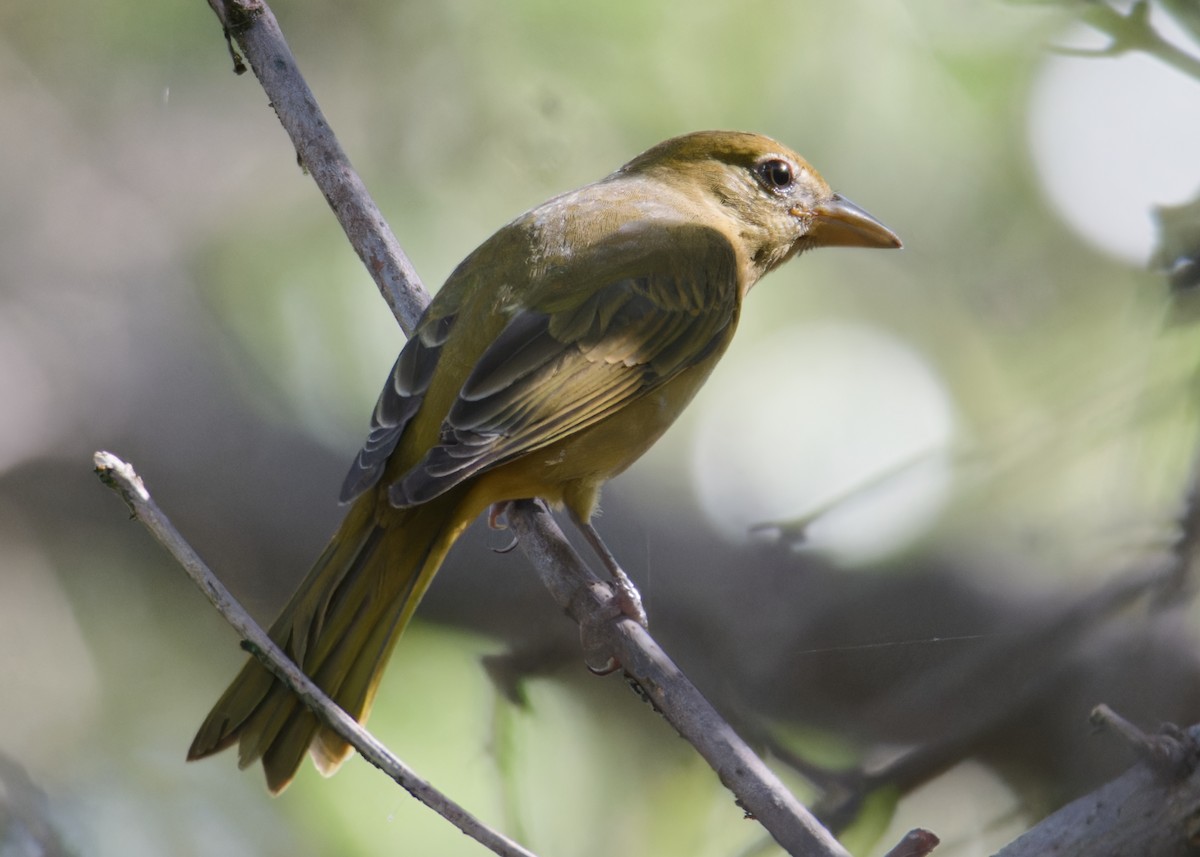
[
  {"xmin": 204, "ymin": 0, "xmax": 428, "ymax": 333},
  {"xmin": 92, "ymin": 451, "xmax": 539, "ymax": 857}
]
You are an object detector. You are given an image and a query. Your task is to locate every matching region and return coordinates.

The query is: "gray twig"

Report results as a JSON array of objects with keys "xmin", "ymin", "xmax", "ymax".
[
  {"xmin": 92, "ymin": 451, "xmax": 538, "ymax": 857},
  {"xmin": 204, "ymin": 0, "xmax": 427, "ymax": 333},
  {"xmin": 880, "ymin": 829, "xmax": 940, "ymax": 857},
  {"xmin": 1091, "ymin": 704, "xmax": 1200, "ymax": 779}
]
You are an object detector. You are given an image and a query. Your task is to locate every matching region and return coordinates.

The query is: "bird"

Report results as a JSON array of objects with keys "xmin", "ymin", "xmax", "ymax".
[{"xmin": 187, "ymin": 130, "xmax": 901, "ymax": 793}]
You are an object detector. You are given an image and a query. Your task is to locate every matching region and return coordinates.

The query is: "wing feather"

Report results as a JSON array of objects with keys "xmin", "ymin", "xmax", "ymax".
[
  {"xmin": 338, "ymin": 312, "xmax": 456, "ymax": 503},
  {"xmin": 391, "ymin": 249, "xmax": 738, "ymax": 507}
]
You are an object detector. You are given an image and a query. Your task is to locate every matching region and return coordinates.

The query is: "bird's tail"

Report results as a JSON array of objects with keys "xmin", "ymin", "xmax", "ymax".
[{"xmin": 187, "ymin": 487, "xmax": 474, "ymax": 793}]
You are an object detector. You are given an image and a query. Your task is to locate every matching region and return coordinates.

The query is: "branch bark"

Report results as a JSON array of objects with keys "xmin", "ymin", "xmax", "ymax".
[
  {"xmin": 204, "ymin": 0, "xmax": 427, "ymax": 333},
  {"xmin": 93, "ymin": 452, "xmax": 538, "ymax": 857},
  {"xmin": 995, "ymin": 710, "xmax": 1200, "ymax": 857}
]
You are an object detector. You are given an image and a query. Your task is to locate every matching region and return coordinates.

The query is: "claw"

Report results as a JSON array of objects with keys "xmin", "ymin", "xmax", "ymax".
[{"xmin": 492, "ymin": 533, "xmax": 520, "ymax": 554}]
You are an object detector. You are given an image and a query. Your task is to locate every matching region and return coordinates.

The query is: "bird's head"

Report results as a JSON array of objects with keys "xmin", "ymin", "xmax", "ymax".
[{"xmin": 618, "ymin": 130, "xmax": 901, "ymax": 284}]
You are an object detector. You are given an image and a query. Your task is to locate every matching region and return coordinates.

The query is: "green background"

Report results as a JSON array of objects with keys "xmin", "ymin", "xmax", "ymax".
[{"xmin": 2, "ymin": 1, "xmax": 1198, "ymax": 855}]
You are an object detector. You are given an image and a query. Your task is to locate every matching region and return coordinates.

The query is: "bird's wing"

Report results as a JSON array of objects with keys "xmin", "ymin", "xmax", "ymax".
[
  {"xmin": 341, "ymin": 222, "xmax": 740, "ymax": 506},
  {"xmin": 338, "ymin": 311, "xmax": 456, "ymax": 502}
]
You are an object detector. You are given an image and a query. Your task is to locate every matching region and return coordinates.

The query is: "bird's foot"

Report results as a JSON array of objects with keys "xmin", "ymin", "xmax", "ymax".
[
  {"xmin": 563, "ymin": 511, "xmax": 650, "ymax": 672},
  {"xmin": 607, "ymin": 564, "xmax": 648, "ymax": 629},
  {"xmin": 579, "ymin": 568, "xmax": 649, "ymax": 674},
  {"xmin": 567, "ymin": 512, "xmax": 649, "ymax": 629}
]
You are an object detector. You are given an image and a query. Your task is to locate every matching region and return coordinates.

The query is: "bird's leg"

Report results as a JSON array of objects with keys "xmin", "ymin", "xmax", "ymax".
[
  {"xmin": 493, "ymin": 502, "xmax": 643, "ymax": 674},
  {"xmin": 568, "ymin": 510, "xmax": 648, "ymax": 629}
]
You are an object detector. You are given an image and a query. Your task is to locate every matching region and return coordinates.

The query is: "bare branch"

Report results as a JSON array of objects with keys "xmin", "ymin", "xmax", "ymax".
[
  {"xmin": 93, "ymin": 451, "xmax": 539, "ymax": 857},
  {"xmin": 1090, "ymin": 704, "xmax": 1199, "ymax": 779},
  {"xmin": 996, "ymin": 712, "xmax": 1200, "ymax": 857},
  {"xmin": 206, "ymin": 0, "xmax": 428, "ymax": 332}
]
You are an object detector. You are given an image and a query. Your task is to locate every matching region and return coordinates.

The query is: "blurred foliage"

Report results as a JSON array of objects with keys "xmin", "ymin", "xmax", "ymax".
[{"xmin": 4, "ymin": 0, "xmax": 1200, "ymax": 855}]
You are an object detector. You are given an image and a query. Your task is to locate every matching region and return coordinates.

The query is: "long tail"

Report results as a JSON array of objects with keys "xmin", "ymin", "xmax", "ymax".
[{"xmin": 188, "ymin": 486, "xmax": 476, "ymax": 793}]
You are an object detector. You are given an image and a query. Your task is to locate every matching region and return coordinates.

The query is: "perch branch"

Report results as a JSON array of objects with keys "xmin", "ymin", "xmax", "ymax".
[{"xmin": 204, "ymin": 0, "xmax": 427, "ymax": 332}]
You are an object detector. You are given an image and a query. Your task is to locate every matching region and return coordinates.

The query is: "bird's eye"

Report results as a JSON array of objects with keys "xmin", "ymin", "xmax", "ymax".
[{"xmin": 757, "ymin": 158, "xmax": 794, "ymax": 191}]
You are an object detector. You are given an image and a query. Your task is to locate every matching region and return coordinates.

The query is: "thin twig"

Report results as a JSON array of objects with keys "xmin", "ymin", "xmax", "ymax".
[
  {"xmin": 1091, "ymin": 704, "xmax": 1200, "ymax": 779},
  {"xmin": 1059, "ymin": 0, "xmax": 1200, "ymax": 83},
  {"xmin": 880, "ymin": 829, "xmax": 940, "ymax": 857},
  {"xmin": 92, "ymin": 451, "xmax": 538, "ymax": 857},
  {"xmin": 205, "ymin": 0, "xmax": 428, "ymax": 332}
]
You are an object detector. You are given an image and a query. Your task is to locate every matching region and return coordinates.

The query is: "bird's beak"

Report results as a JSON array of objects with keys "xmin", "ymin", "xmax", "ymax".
[{"xmin": 805, "ymin": 194, "xmax": 902, "ymax": 250}]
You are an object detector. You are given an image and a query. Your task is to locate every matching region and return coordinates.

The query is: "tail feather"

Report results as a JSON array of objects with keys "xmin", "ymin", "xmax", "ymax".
[{"xmin": 188, "ymin": 488, "xmax": 476, "ymax": 793}]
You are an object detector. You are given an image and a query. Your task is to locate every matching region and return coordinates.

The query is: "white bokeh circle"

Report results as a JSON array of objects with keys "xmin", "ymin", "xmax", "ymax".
[
  {"xmin": 1027, "ymin": 14, "xmax": 1200, "ymax": 264},
  {"xmin": 691, "ymin": 322, "xmax": 955, "ymax": 565}
]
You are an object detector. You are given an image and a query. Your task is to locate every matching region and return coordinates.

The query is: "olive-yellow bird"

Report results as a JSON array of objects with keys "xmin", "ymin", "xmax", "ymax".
[{"xmin": 188, "ymin": 130, "xmax": 901, "ymax": 792}]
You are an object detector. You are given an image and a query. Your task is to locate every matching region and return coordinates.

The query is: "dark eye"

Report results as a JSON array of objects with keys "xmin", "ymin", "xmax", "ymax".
[{"xmin": 757, "ymin": 158, "xmax": 794, "ymax": 190}]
